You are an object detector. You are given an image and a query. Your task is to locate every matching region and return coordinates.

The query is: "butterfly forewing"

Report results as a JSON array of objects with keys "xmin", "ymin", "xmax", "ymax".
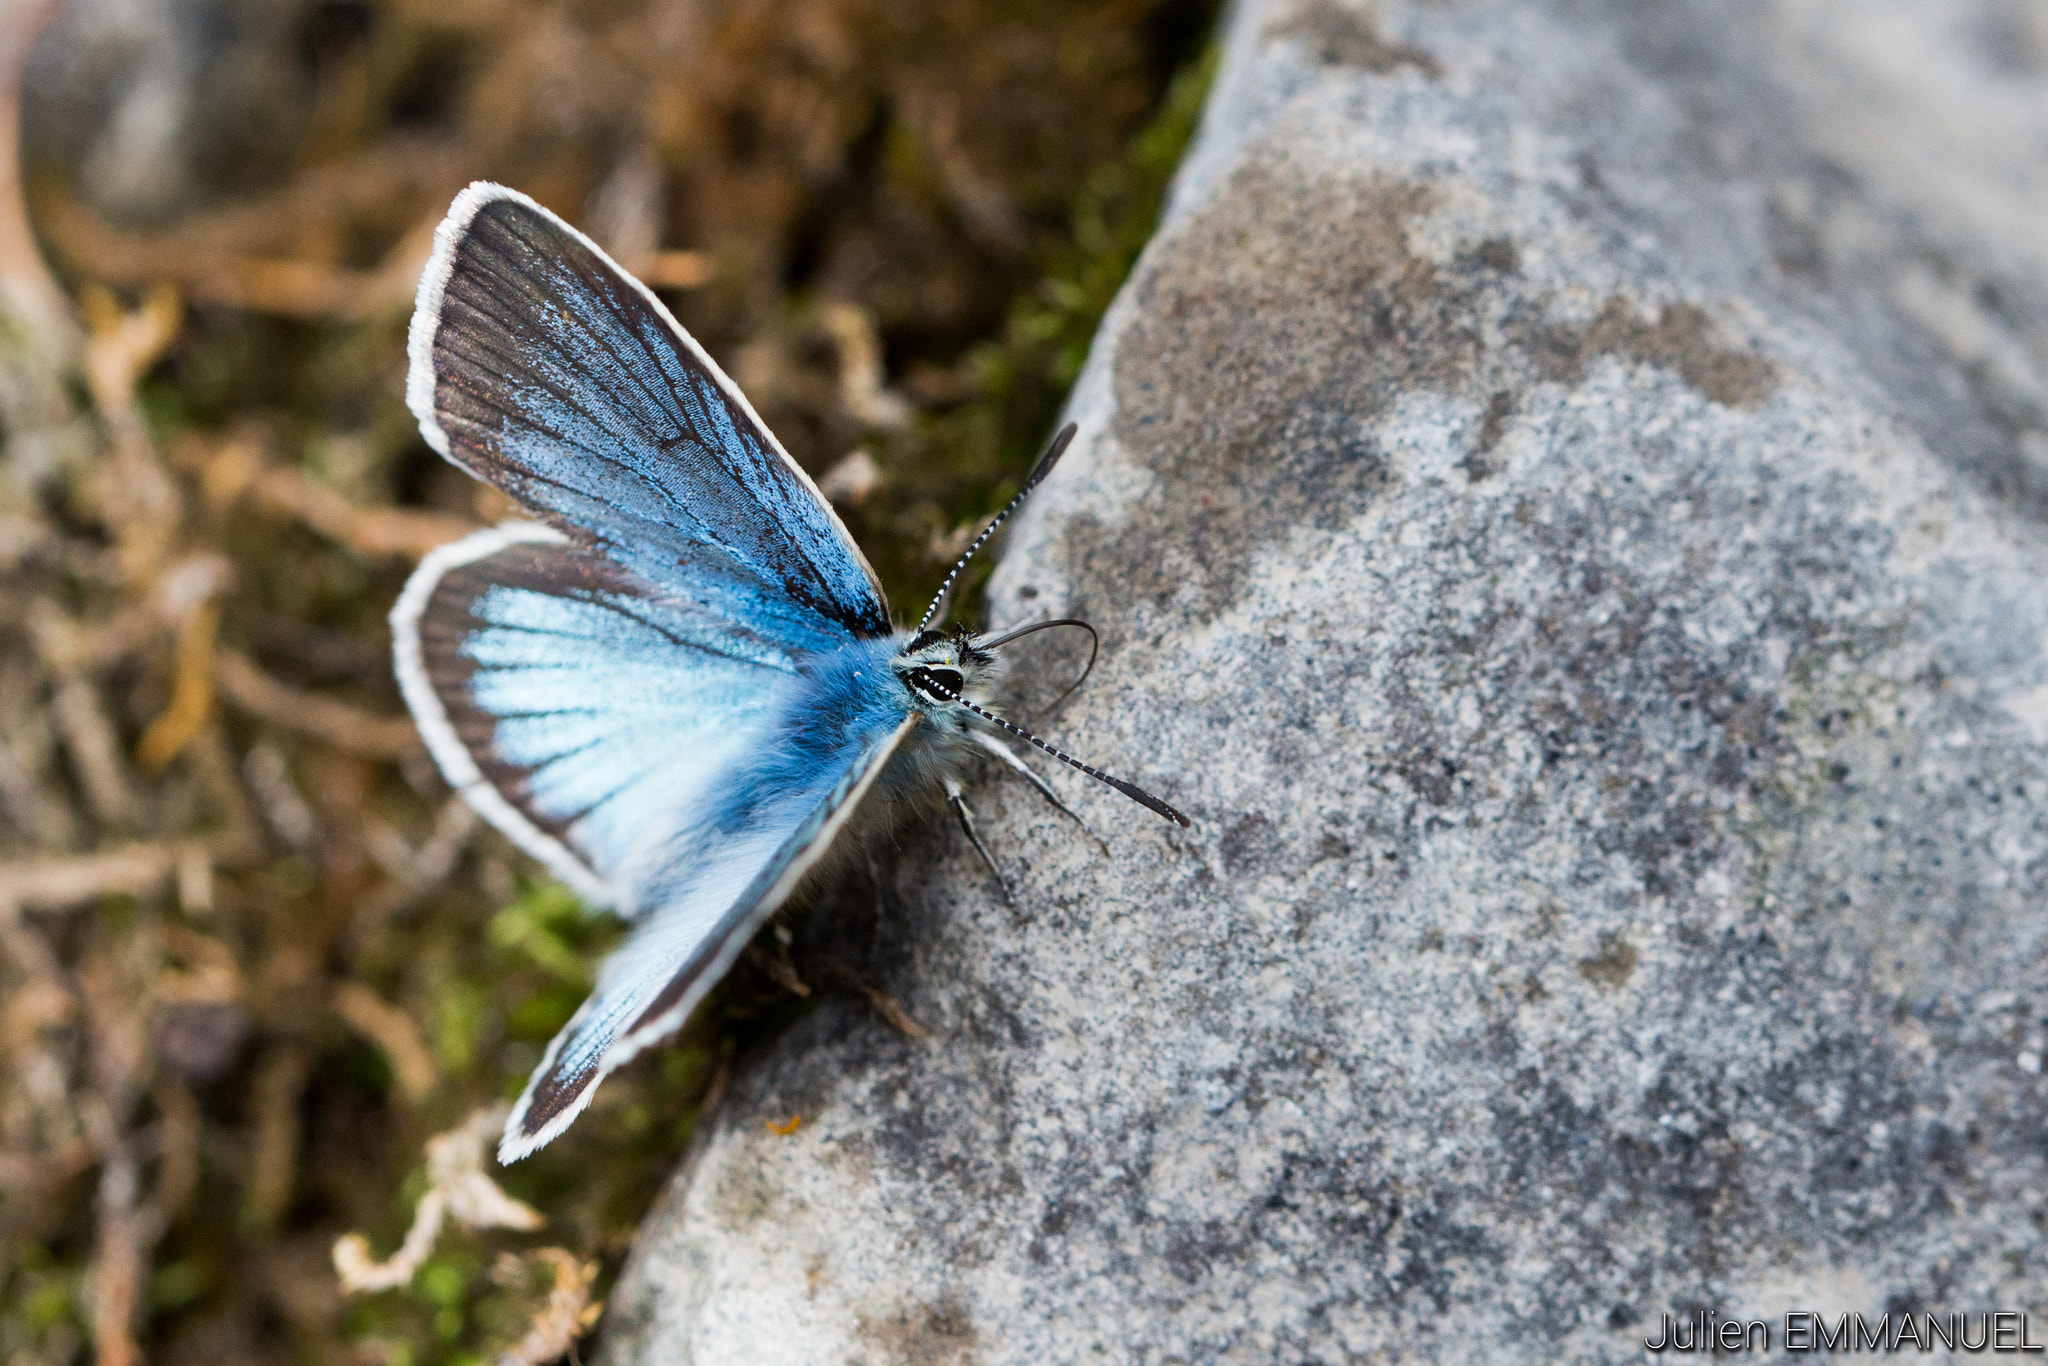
[{"xmin": 409, "ymin": 184, "xmax": 891, "ymax": 654}]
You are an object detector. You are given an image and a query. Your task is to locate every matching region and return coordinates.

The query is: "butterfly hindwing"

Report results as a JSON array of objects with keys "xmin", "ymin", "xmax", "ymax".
[
  {"xmin": 408, "ymin": 182, "xmax": 891, "ymax": 654},
  {"xmin": 499, "ymin": 713, "xmax": 921, "ymax": 1161},
  {"xmin": 391, "ymin": 523, "xmax": 797, "ymax": 900}
]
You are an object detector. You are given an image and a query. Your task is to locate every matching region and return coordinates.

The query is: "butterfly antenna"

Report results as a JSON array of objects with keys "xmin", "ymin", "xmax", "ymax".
[
  {"xmin": 915, "ymin": 423, "xmax": 1078, "ymax": 633},
  {"xmin": 911, "ymin": 670, "xmax": 1188, "ymax": 827},
  {"xmin": 977, "ymin": 617, "xmax": 1099, "ymax": 721}
]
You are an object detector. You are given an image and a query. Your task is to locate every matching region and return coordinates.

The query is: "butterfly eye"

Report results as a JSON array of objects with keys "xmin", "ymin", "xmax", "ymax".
[{"xmin": 905, "ymin": 666, "xmax": 964, "ymax": 705}]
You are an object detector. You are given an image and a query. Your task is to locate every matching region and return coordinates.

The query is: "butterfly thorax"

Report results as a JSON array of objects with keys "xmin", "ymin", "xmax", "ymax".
[{"xmin": 702, "ymin": 629, "xmax": 993, "ymax": 843}]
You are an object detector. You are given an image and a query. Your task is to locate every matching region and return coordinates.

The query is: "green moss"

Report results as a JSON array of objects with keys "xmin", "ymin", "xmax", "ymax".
[
  {"xmin": 487, "ymin": 881, "xmax": 594, "ymax": 986},
  {"xmin": 852, "ymin": 44, "xmax": 1221, "ymax": 621},
  {"xmin": 1004, "ymin": 45, "xmax": 1220, "ymax": 399},
  {"xmin": 16, "ymin": 1273, "xmax": 79, "ymax": 1333},
  {"xmin": 145, "ymin": 1261, "xmax": 207, "ymax": 1313},
  {"xmin": 432, "ymin": 977, "xmax": 490, "ymax": 1076}
]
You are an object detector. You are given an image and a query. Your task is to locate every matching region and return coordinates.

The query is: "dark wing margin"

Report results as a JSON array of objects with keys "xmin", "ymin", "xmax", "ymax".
[
  {"xmin": 406, "ymin": 182, "xmax": 891, "ymax": 649},
  {"xmin": 498, "ymin": 713, "xmax": 921, "ymax": 1162},
  {"xmin": 394, "ymin": 523, "xmax": 612, "ymax": 903}
]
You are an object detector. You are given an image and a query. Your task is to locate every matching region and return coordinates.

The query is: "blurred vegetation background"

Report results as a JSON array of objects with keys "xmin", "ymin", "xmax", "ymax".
[{"xmin": 0, "ymin": 1, "xmax": 1215, "ymax": 1362}]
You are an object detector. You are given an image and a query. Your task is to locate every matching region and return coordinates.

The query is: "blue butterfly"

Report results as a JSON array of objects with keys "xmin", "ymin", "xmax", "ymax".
[{"xmin": 390, "ymin": 183, "xmax": 1188, "ymax": 1162}]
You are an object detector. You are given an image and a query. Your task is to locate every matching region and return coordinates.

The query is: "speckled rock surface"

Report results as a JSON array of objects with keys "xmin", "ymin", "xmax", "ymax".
[{"xmin": 603, "ymin": 3, "xmax": 2048, "ymax": 1361}]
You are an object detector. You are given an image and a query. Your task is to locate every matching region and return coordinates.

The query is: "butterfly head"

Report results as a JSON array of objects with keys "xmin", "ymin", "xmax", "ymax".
[
  {"xmin": 888, "ymin": 618, "xmax": 1191, "ymax": 828},
  {"xmin": 888, "ymin": 421, "xmax": 1187, "ymax": 827},
  {"xmin": 894, "ymin": 625, "xmax": 998, "ymax": 713}
]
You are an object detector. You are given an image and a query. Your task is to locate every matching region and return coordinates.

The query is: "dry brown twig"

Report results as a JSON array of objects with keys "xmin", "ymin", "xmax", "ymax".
[
  {"xmin": 331, "ymin": 981, "xmax": 436, "ymax": 1102},
  {"xmin": 755, "ymin": 926, "xmax": 811, "ymax": 999},
  {"xmin": 138, "ymin": 1076, "xmax": 202, "ymax": 1242},
  {"xmin": 42, "ymin": 132, "xmax": 462, "ymax": 261},
  {"xmin": 79, "ymin": 283, "xmax": 184, "ymax": 587},
  {"xmin": 246, "ymin": 1043, "xmax": 311, "ymax": 1227},
  {"xmin": 46, "ymin": 197, "xmax": 434, "ymax": 322},
  {"xmin": 31, "ymin": 604, "xmax": 145, "ymax": 829},
  {"xmin": 0, "ymin": 687, "xmax": 73, "ymax": 847},
  {"xmin": 48, "ymin": 194, "xmax": 709, "ymax": 321},
  {"xmin": 0, "ymin": 899, "xmax": 82, "ymax": 1223},
  {"xmin": 88, "ymin": 1139, "xmax": 142, "ymax": 1366},
  {"xmin": 240, "ymin": 741, "xmax": 317, "ymax": 850},
  {"xmin": 0, "ymin": 841, "xmax": 204, "ymax": 912},
  {"xmin": 79, "ymin": 935, "xmax": 160, "ymax": 1366},
  {"xmin": 862, "ymin": 985, "xmax": 932, "ymax": 1040},
  {"xmin": 817, "ymin": 448, "xmax": 882, "ymax": 506},
  {"xmin": 155, "ymin": 921, "xmax": 243, "ymax": 1004},
  {"xmin": 402, "ymin": 798, "xmax": 478, "ymax": 889},
  {"xmin": 631, "ymin": 250, "xmax": 712, "ymax": 289},
  {"xmin": 135, "ymin": 599, "xmax": 220, "ymax": 773},
  {"xmin": 216, "ymin": 649, "xmax": 419, "ymax": 759},
  {"xmin": 0, "ymin": 0, "xmax": 80, "ymax": 359},
  {"xmin": 357, "ymin": 798, "xmax": 478, "ymax": 928},
  {"xmin": 47, "ymin": 674, "xmax": 140, "ymax": 828},
  {"xmin": 174, "ymin": 841, "xmax": 214, "ymax": 916},
  {"xmin": 184, "ymin": 432, "xmax": 477, "ymax": 562},
  {"xmin": 333, "ymin": 1106, "xmax": 544, "ymax": 1294},
  {"xmin": 492, "ymin": 1248, "xmax": 603, "ymax": 1366},
  {"xmin": 697, "ymin": 1055, "xmax": 732, "ymax": 1120},
  {"xmin": 821, "ymin": 303, "xmax": 911, "ymax": 429}
]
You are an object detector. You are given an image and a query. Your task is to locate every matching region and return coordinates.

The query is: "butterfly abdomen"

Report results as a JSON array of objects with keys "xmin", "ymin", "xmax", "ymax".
[{"xmin": 756, "ymin": 638, "xmax": 908, "ymax": 780}]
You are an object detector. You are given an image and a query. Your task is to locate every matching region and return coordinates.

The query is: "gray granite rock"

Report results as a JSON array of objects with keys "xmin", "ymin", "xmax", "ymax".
[{"xmin": 603, "ymin": 2, "xmax": 2048, "ymax": 1360}]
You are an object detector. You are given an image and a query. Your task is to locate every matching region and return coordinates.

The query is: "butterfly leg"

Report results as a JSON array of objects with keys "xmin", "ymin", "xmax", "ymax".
[
  {"xmin": 862, "ymin": 849, "xmax": 892, "ymax": 952},
  {"xmin": 967, "ymin": 729, "xmax": 1111, "ymax": 856},
  {"xmin": 944, "ymin": 776, "xmax": 1012, "ymax": 904}
]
